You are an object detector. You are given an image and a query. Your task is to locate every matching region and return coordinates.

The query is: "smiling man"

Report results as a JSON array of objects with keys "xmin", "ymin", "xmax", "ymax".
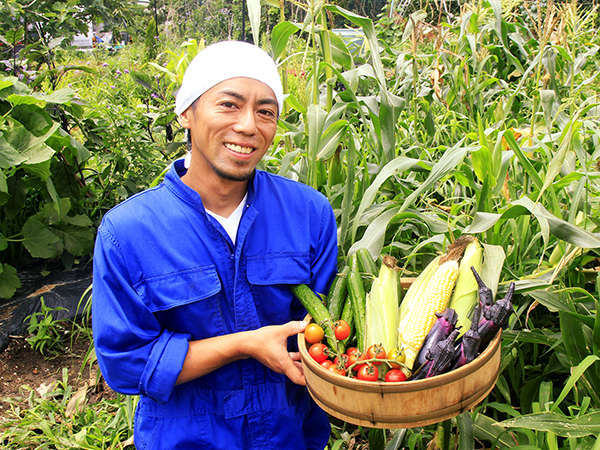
[{"xmin": 92, "ymin": 41, "xmax": 338, "ymax": 449}]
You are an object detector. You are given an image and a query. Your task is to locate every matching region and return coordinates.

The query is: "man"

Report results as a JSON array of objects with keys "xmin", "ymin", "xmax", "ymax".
[{"xmin": 92, "ymin": 41, "xmax": 338, "ymax": 449}]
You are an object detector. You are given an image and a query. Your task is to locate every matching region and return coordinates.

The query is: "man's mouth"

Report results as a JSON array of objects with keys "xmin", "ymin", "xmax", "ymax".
[{"xmin": 225, "ymin": 143, "xmax": 254, "ymax": 154}]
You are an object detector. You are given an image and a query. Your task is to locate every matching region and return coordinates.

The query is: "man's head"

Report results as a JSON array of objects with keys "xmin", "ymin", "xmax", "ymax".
[
  {"xmin": 176, "ymin": 41, "xmax": 283, "ymax": 183},
  {"xmin": 175, "ymin": 41, "xmax": 283, "ymax": 116}
]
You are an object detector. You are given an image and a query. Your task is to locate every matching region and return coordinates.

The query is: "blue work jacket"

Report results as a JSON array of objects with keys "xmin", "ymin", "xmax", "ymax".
[{"xmin": 92, "ymin": 159, "xmax": 338, "ymax": 449}]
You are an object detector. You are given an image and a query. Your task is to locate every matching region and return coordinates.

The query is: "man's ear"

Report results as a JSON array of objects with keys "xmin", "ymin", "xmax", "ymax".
[{"xmin": 178, "ymin": 109, "xmax": 192, "ymax": 129}]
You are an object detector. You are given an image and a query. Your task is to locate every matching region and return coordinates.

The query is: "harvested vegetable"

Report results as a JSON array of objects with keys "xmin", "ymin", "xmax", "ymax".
[
  {"xmin": 448, "ymin": 236, "xmax": 483, "ymax": 336},
  {"xmin": 364, "ymin": 255, "xmax": 400, "ymax": 355}
]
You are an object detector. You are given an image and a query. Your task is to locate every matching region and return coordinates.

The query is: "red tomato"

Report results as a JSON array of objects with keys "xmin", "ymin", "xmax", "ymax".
[
  {"xmin": 356, "ymin": 364, "xmax": 379, "ymax": 381},
  {"xmin": 366, "ymin": 344, "xmax": 386, "ymax": 365},
  {"xmin": 320, "ymin": 360, "xmax": 334, "ymax": 369},
  {"xmin": 385, "ymin": 369, "xmax": 407, "ymax": 382},
  {"xmin": 346, "ymin": 351, "xmax": 361, "ymax": 370},
  {"xmin": 333, "ymin": 320, "xmax": 351, "ymax": 340},
  {"xmin": 334, "ymin": 354, "xmax": 350, "ymax": 369},
  {"xmin": 308, "ymin": 343, "xmax": 329, "ymax": 363},
  {"xmin": 328, "ymin": 365, "xmax": 346, "ymax": 376},
  {"xmin": 346, "ymin": 347, "xmax": 360, "ymax": 356},
  {"xmin": 304, "ymin": 323, "xmax": 324, "ymax": 344}
]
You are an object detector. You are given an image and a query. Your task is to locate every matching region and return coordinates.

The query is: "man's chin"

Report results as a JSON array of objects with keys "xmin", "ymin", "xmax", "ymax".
[{"xmin": 214, "ymin": 166, "xmax": 255, "ymax": 182}]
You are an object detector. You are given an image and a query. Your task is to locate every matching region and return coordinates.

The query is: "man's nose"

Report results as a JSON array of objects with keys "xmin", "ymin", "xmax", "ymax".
[{"xmin": 233, "ymin": 107, "xmax": 257, "ymax": 134}]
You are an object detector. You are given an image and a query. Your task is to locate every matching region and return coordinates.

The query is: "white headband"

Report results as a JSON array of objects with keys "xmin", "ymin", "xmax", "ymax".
[{"xmin": 174, "ymin": 41, "xmax": 284, "ymax": 116}]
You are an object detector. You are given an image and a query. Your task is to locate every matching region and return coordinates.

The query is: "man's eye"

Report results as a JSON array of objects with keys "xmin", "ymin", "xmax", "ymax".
[
  {"xmin": 260, "ymin": 109, "xmax": 276, "ymax": 117},
  {"xmin": 221, "ymin": 101, "xmax": 236, "ymax": 108}
]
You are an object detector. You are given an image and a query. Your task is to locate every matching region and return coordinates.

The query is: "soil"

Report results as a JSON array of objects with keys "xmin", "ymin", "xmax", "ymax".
[{"xmin": 0, "ymin": 330, "xmax": 113, "ymax": 414}]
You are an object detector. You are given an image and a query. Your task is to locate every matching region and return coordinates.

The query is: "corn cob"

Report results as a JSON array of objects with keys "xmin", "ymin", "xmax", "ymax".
[
  {"xmin": 398, "ymin": 259, "xmax": 460, "ymax": 370},
  {"xmin": 364, "ymin": 255, "xmax": 400, "ymax": 354},
  {"xmin": 398, "ymin": 255, "xmax": 442, "ymax": 324},
  {"xmin": 448, "ymin": 236, "xmax": 483, "ymax": 337}
]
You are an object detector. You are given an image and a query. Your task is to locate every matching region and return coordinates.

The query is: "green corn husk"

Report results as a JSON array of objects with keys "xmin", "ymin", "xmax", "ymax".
[
  {"xmin": 364, "ymin": 255, "xmax": 400, "ymax": 354},
  {"xmin": 449, "ymin": 236, "xmax": 483, "ymax": 336}
]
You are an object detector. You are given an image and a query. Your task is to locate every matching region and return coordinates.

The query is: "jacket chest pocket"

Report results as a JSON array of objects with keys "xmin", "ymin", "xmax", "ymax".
[
  {"xmin": 137, "ymin": 265, "xmax": 227, "ymax": 338},
  {"xmin": 246, "ymin": 253, "xmax": 312, "ymax": 325}
]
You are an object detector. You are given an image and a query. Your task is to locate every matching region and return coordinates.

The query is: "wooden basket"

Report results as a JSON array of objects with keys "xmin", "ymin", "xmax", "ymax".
[{"xmin": 298, "ymin": 325, "xmax": 501, "ymax": 429}]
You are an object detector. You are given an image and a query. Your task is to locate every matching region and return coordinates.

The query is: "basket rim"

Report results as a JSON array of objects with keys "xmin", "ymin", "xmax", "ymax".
[{"xmin": 298, "ymin": 316, "xmax": 501, "ymax": 392}]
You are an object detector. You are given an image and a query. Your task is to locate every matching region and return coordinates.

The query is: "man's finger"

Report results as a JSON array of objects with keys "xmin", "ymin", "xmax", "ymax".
[
  {"xmin": 288, "ymin": 351, "xmax": 301, "ymax": 361},
  {"xmin": 285, "ymin": 320, "xmax": 307, "ymax": 336}
]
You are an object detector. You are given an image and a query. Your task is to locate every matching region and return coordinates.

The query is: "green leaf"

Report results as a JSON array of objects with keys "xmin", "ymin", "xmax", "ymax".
[
  {"xmin": 457, "ymin": 412, "xmax": 474, "ymax": 450},
  {"xmin": 551, "ymin": 355, "xmax": 600, "ymax": 412},
  {"xmin": 501, "ymin": 411, "xmax": 600, "ymax": 438},
  {"xmin": 316, "ymin": 119, "xmax": 348, "ymax": 160},
  {"xmin": 480, "ymin": 243, "xmax": 505, "ymax": 297},
  {"xmin": 5, "ymin": 118, "xmax": 58, "ymax": 164},
  {"xmin": 0, "ymin": 135, "xmax": 27, "ymax": 168},
  {"xmin": 0, "ymin": 263, "xmax": 20, "ymax": 299},
  {"xmin": 466, "ymin": 200, "xmax": 600, "ymax": 248},
  {"xmin": 60, "ymin": 227, "xmax": 94, "ymax": 257},
  {"xmin": 64, "ymin": 214, "xmax": 93, "ymax": 227},
  {"xmin": 400, "ymin": 142, "xmax": 471, "ymax": 212},
  {"xmin": 351, "ymin": 156, "xmax": 420, "ymax": 243},
  {"xmin": 271, "ymin": 22, "xmax": 301, "ymax": 61},
  {"xmin": 247, "ymin": 0, "xmax": 261, "ymax": 46},
  {"xmin": 0, "ymin": 168, "xmax": 7, "ymax": 193},
  {"xmin": 472, "ymin": 413, "xmax": 516, "ymax": 447},
  {"xmin": 22, "ymin": 217, "xmax": 61, "ymax": 259}
]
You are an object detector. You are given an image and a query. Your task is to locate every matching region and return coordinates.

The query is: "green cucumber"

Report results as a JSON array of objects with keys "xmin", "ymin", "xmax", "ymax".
[
  {"xmin": 327, "ymin": 266, "xmax": 349, "ymax": 321},
  {"xmin": 340, "ymin": 294, "xmax": 354, "ymax": 352},
  {"xmin": 347, "ymin": 269, "xmax": 366, "ymax": 352},
  {"xmin": 291, "ymin": 284, "xmax": 337, "ymax": 351}
]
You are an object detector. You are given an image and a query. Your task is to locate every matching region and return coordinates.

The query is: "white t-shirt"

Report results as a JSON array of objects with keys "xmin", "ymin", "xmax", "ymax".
[{"xmin": 206, "ymin": 194, "xmax": 247, "ymax": 245}]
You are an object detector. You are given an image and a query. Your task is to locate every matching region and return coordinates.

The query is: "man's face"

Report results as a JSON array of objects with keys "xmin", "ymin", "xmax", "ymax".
[{"xmin": 180, "ymin": 77, "xmax": 278, "ymax": 182}]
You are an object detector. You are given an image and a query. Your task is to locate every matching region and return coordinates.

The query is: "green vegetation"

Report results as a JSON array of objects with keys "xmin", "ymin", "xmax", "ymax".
[{"xmin": 2, "ymin": 0, "xmax": 600, "ymax": 448}]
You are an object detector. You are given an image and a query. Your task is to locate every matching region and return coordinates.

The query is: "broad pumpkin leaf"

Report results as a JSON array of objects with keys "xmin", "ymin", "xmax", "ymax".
[
  {"xmin": 0, "ymin": 263, "xmax": 20, "ymax": 299},
  {"xmin": 0, "ymin": 135, "xmax": 27, "ymax": 168},
  {"xmin": 0, "ymin": 232, "xmax": 7, "ymax": 251},
  {"xmin": 5, "ymin": 118, "xmax": 58, "ymax": 165},
  {"xmin": 22, "ymin": 217, "xmax": 61, "ymax": 259},
  {"xmin": 59, "ymin": 227, "xmax": 94, "ymax": 257}
]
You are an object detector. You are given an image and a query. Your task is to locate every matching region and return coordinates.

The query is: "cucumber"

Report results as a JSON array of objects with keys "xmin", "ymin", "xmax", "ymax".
[
  {"xmin": 347, "ymin": 269, "xmax": 366, "ymax": 352},
  {"xmin": 291, "ymin": 284, "xmax": 337, "ymax": 351},
  {"xmin": 340, "ymin": 294, "xmax": 354, "ymax": 352},
  {"xmin": 356, "ymin": 248, "xmax": 378, "ymax": 277},
  {"xmin": 327, "ymin": 266, "xmax": 349, "ymax": 321}
]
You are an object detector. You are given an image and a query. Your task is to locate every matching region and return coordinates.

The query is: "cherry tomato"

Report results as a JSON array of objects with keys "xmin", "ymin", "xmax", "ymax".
[
  {"xmin": 328, "ymin": 365, "xmax": 347, "ymax": 376},
  {"xmin": 334, "ymin": 354, "xmax": 350, "ymax": 369},
  {"xmin": 308, "ymin": 343, "xmax": 329, "ymax": 363},
  {"xmin": 304, "ymin": 323, "xmax": 324, "ymax": 344},
  {"xmin": 366, "ymin": 344, "xmax": 386, "ymax": 365},
  {"xmin": 346, "ymin": 347, "xmax": 360, "ymax": 356},
  {"xmin": 346, "ymin": 350, "xmax": 362, "ymax": 370},
  {"xmin": 387, "ymin": 349, "xmax": 404, "ymax": 369},
  {"xmin": 385, "ymin": 369, "xmax": 408, "ymax": 382},
  {"xmin": 356, "ymin": 364, "xmax": 379, "ymax": 382},
  {"xmin": 333, "ymin": 320, "xmax": 351, "ymax": 340},
  {"xmin": 320, "ymin": 360, "xmax": 334, "ymax": 369}
]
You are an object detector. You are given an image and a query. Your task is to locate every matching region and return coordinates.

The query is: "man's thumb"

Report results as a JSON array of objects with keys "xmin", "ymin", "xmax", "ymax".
[{"xmin": 286, "ymin": 320, "xmax": 307, "ymax": 335}]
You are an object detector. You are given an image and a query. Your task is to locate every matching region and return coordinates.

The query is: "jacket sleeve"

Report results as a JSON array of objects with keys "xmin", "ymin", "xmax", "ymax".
[
  {"xmin": 310, "ymin": 198, "xmax": 338, "ymax": 296},
  {"xmin": 92, "ymin": 220, "xmax": 190, "ymax": 403}
]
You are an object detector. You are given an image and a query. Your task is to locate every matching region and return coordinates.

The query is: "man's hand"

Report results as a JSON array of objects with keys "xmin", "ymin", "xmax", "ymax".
[{"xmin": 246, "ymin": 321, "xmax": 308, "ymax": 385}]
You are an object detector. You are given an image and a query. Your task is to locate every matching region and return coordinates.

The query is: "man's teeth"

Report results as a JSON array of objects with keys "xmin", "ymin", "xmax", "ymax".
[{"xmin": 225, "ymin": 143, "xmax": 253, "ymax": 154}]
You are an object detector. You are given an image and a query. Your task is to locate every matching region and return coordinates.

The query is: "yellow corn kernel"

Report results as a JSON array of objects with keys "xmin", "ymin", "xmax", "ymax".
[{"xmin": 398, "ymin": 259, "xmax": 460, "ymax": 370}]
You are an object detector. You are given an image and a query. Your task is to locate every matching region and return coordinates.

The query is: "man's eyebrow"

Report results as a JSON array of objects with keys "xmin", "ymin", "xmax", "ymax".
[{"xmin": 219, "ymin": 89, "xmax": 278, "ymax": 108}]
